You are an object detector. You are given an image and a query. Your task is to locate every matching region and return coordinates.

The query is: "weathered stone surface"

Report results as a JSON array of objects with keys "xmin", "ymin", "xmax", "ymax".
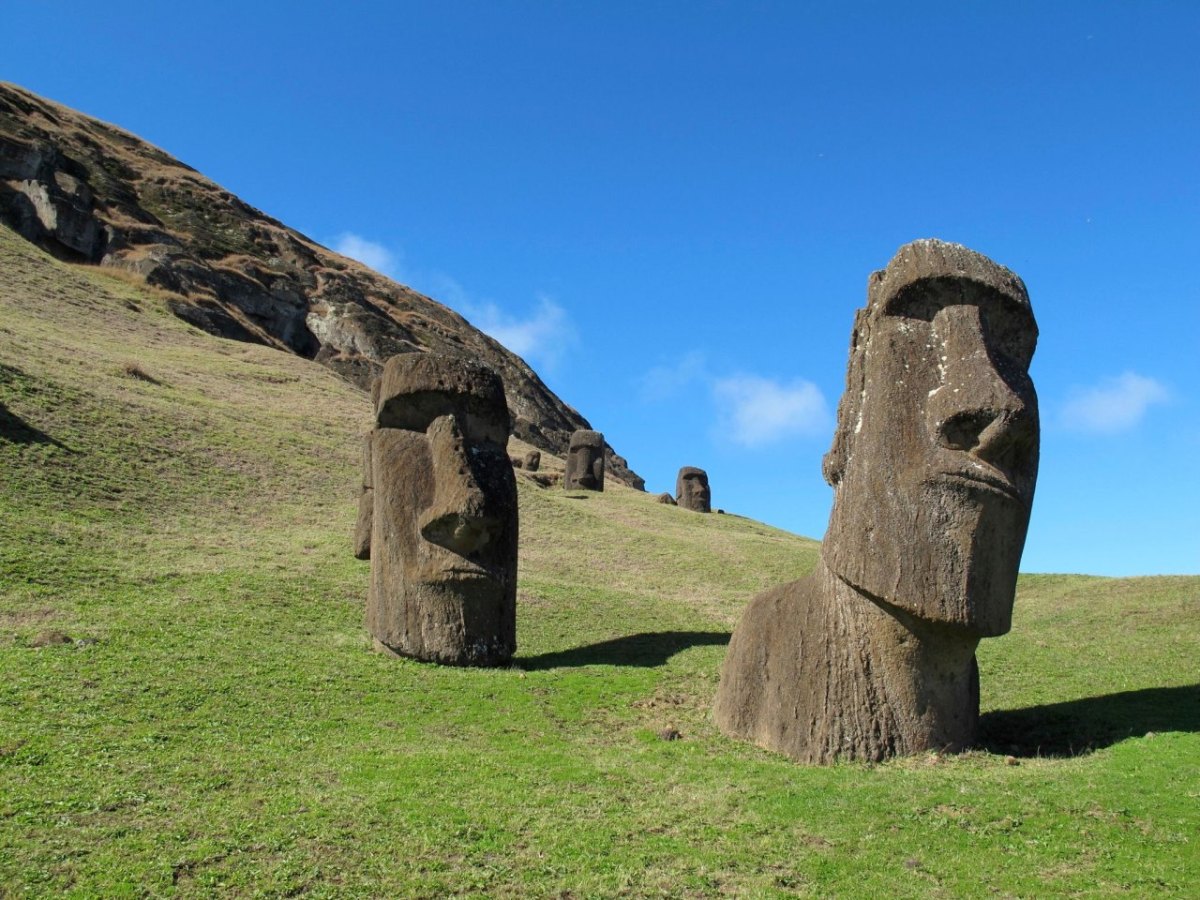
[
  {"xmin": 352, "ymin": 433, "xmax": 373, "ymax": 560},
  {"xmin": 656, "ymin": 492, "xmax": 676, "ymax": 505},
  {"xmin": 0, "ymin": 82, "xmax": 646, "ymax": 490},
  {"xmin": 564, "ymin": 429, "xmax": 605, "ymax": 491},
  {"xmin": 714, "ymin": 239, "xmax": 1039, "ymax": 763},
  {"xmin": 676, "ymin": 467, "xmax": 711, "ymax": 513},
  {"xmin": 363, "ymin": 353, "xmax": 517, "ymax": 666},
  {"xmin": 522, "ymin": 450, "xmax": 540, "ymax": 472}
]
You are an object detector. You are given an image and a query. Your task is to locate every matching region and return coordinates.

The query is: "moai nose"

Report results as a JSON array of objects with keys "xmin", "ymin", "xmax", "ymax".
[
  {"xmin": 927, "ymin": 305, "xmax": 1038, "ymax": 477},
  {"xmin": 419, "ymin": 414, "xmax": 499, "ymax": 555}
]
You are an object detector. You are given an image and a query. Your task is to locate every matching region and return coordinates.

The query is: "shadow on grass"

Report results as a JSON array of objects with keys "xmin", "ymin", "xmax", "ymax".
[
  {"xmin": 980, "ymin": 684, "xmax": 1200, "ymax": 758},
  {"xmin": 520, "ymin": 630, "xmax": 730, "ymax": 670},
  {"xmin": 0, "ymin": 402, "xmax": 73, "ymax": 450}
]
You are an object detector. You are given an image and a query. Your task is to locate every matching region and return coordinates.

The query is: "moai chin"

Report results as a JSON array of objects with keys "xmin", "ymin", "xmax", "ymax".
[
  {"xmin": 564, "ymin": 429, "xmax": 605, "ymax": 491},
  {"xmin": 359, "ymin": 352, "xmax": 518, "ymax": 666},
  {"xmin": 676, "ymin": 467, "xmax": 711, "ymax": 513},
  {"xmin": 714, "ymin": 239, "xmax": 1039, "ymax": 763}
]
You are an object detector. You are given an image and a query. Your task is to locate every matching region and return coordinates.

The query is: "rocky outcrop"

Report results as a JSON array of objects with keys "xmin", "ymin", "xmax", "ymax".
[{"xmin": 0, "ymin": 82, "xmax": 644, "ymax": 488}]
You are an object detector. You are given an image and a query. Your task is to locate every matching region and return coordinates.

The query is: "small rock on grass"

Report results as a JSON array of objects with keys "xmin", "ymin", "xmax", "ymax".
[{"xmin": 29, "ymin": 629, "xmax": 71, "ymax": 648}]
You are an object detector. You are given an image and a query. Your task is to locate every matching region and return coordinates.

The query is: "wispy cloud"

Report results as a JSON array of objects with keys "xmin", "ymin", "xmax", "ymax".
[
  {"xmin": 468, "ymin": 294, "xmax": 576, "ymax": 367},
  {"xmin": 1061, "ymin": 371, "xmax": 1169, "ymax": 434},
  {"xmin": 432, "ymin": 274, "xmax": 580, "ymax": 374},
  {"xmin": 712, "ymin": 374, "xmax": 830, "ymax": 447},
  {"xmin": 331, "ymin": 232, "xmax": 402, "ymax": 279},
  {"xmin": 638, "ymin": 351, "xmax": 708, "ymax": 402}
]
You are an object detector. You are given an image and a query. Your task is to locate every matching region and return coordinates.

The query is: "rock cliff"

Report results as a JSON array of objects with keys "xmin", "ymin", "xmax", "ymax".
[{"xmin": 0, "ymin": 82, "xmax": 643, "ymax": 488}]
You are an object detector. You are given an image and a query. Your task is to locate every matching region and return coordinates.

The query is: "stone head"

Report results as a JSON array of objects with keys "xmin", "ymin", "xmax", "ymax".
[
  {"xmin": 367, "ymin": 352, "xmax": 517, "ymax": 664},
  {"xmin": 822, "ymin": 240, "xmax": 1039, "ymax": 637},
  {"xmin": 676, "ymin": 466, "xmax": 711, "ymax": 513},
  {"xmin": 564, "ymin": 429, "xmax": 605, "ymax": 491}
]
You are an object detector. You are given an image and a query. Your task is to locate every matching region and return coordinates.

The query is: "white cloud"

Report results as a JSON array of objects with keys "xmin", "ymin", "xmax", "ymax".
[
  {"xmin": 1061, "ymin": 372, "xmax": 1169, "ymax": 434},
  {"xmin": 331, "ymin": 232, "xmax": 402, "ymax": 279},
  {"xmin": 712, "ymin": 374, "xmax": 830, "ymax": 447},
  {"xmin": 464, "ymin": 294, "xmax": 578, "ymax": 372},
  {"xmin": 639, "ymin": 351, "xmax": 707, "ymax": 402}
]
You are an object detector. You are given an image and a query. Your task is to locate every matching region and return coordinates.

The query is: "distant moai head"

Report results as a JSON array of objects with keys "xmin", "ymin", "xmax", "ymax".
[
  {"xmin": 367, "ymin": 353, "xmax": 517, "ymax": 666},
  {"xmin": 822, "ymin": 240, "xmax": 1039, "ymax": 637},
  {"xmin": 676, "ymin": 467, "xmax": 711, "ymax": 513},
  {"xmin": 522, "ymin": 449, "xmax": 541, "ymax": 472},
  {"xmin": 564, "ymin": 429, "xmax": 605, "ymax": 491}
]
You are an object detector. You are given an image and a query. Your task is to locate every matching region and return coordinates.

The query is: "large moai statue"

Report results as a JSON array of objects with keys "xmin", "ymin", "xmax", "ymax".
[
  {"xmin": 360, "ymin": 353, "xmax": 518, "ymax": 666},
  {"xmin": 676, "ymin": 467, "xmax": 711, "ymax": 513},
  {"xmin": 564, "ymin": 429, "xmax": 605, "ymax": 491},
  {"xmin": 714, "ymin": 240, "xmax": 1039, "ymax": 763}
]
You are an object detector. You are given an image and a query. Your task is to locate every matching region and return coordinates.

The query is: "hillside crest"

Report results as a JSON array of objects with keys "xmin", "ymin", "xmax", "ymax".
[{"xmin": 0, "ymin": 81, "xmax": 643, "ymax": 488}]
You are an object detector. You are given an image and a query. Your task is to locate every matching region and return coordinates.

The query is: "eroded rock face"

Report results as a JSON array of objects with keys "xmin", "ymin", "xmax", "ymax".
[
  {"xmin": 676, "ymin": 467, "xmax": 711, "ymax": 513},
  {"xmin": 564, "ymin": 429, "xmax": 605, "ymax": 491},
  {"xmin": 0, "ymin": 82, "xmax": 645, "ymax": 490},
  {"xmin": 714, "ymin": 239, "xmax": 1039, "ymax": 763},
  {"xmin": 362, "ymin": 354, "xmax": 517, "ymax": 666}
]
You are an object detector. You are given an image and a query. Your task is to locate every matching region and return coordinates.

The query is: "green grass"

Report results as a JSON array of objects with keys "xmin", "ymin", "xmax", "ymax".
[{"xmin": 1, "ymin": 223, "xmax": 1197, "ymax": 897}]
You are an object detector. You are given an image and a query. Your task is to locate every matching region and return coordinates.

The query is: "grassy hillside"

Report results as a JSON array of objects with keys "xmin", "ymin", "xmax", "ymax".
[{"xmin": 1, "ymin": 222, "xmax": 1197, "ymax": 897}]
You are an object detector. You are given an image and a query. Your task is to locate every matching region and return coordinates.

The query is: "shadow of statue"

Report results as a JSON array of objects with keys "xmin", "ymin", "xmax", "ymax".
[
  {"xmin": 520, "ymin": 630, "xmax": 730, "ymax": 671},
  {"xmin": 0, "ymin": 402, "xmax": 72, "ymax": 450},
  {"xmin": 979, "ymin": 683, "xmax": 1200, "ymax": 758}
]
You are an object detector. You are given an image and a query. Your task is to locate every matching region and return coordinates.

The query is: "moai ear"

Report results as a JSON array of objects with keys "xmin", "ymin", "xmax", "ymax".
[{"xmin": 822, "ymin": 308, "xmax": 870, "ymax": 487}]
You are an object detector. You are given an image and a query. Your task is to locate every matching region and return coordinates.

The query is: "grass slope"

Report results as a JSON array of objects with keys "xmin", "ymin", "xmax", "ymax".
[{"xmin": 1, "ymin": 223, "xmax": 1197, "ymax": 897}]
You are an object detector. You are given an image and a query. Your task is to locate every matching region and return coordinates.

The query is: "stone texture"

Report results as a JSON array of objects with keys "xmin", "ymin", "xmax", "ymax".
[
  {"xmin": 656, "ymin": 492, "xmax": 677, "ymax": 505},
  {"xmin": 714, "ymin": 239, "xmax": 1039, "ymax": 763},
  {"xmin": 522, "ymin": 450, "xmax": 541, "ymax": 472},
  {"xmin": 675, "ymin": 467, "xmax": 711, "ymax": 513},
  {"xmin": 352, "ymin": 433, "xmax": 373, "ymax": 560},
  {"xmin": 564, "ymin": 429, "xmax": 605, "ymax": 491},
  {"xmin": 363, "ymin": 353, "xmax": 518, "ymax": 666},
  {"xmin": 0, "ymin": 82, "xmax": 645, "ymax": 490}
]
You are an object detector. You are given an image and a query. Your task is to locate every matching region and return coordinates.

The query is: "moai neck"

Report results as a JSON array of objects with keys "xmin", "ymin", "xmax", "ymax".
[{"xmin": 816, "ymin": 560, "xmax": 982, "ymax": 760}]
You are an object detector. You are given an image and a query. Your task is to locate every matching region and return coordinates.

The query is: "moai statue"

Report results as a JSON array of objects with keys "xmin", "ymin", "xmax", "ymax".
[
  {"xmin": 714, "ymin": 240, "xmax": 1039, "ymax": 763},
  {"xmin": 523, "ymin": 450, "xmax": 541, "ymax": 472},
  {"xmin": 564, "ymin": 429, "xmax": 605, "ymax": 491},
  {"xmin": 362, "ymin": 353, "xmax": 518, "ymax": 666},
  {"xmin": 676, "ymin": 467, "xmax": 711, "ymax": 513},
  {"xmin": 352, "ymin": 433, "xmax": 373, "ymax": 560}
]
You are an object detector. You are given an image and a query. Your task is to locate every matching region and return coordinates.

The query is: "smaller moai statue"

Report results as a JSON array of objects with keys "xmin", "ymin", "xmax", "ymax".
[
  {"xmin": 676, "ymin": 467, "xmax": 711, "ymax": 513},
  {"xmin": 359, "ymin": 352, "xmax": 518, "ymax": 667},
  {"xmin": 564, "ymin": 429, "xmax": 605, "ymax": 491},
  {"xmin": 523, "ymin": 450, "xmax": 541, "ymax": 472}
]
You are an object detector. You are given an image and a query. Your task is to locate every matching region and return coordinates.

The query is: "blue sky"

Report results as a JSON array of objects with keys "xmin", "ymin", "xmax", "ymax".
[{"xmin": 7, "ymin": 2, "xmax": 1197, "ymax": 575}]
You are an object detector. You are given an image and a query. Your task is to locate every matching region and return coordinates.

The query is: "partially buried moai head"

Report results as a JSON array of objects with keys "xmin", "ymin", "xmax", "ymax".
[
  {"xmin": 564, "ymin": 429, "xmax": 605, "ymax": 491},
  {"xmin": 366, "ymin": 353, "xmax": 517, "ymax": 666},
  {"xmin": 675, "ymin": 467, "xmax": 711, "ymax": 513},
  {"xmin": 822, "ymin": 239, "xmax": 1039, "ymax": 637}
]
